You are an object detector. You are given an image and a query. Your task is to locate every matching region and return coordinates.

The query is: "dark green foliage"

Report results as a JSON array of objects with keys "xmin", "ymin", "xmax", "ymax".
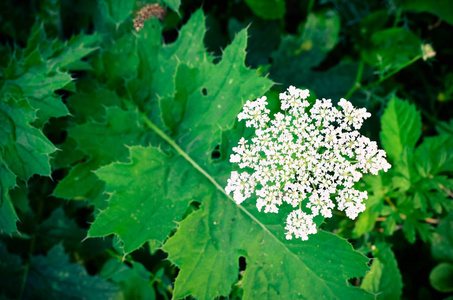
[{"xmin": 1, "ymin": 0, "xmax": 452, "ymax": 299}]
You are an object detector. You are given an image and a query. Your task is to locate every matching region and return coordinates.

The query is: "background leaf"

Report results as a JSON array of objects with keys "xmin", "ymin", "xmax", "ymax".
[
  {"xmin": 429, "ymin": 262, "xmax": 453, "ymax": 293},
  {"xmin": 244, "ymin": 0, "xmax": 286, "ymax": 20},
  {"xmin": 380, "ymin": 96, "xmax": 422, "ymax": 162},
  {"xmin": 361, "ymin": 245, "xmax": 403, "ymax": 300}
]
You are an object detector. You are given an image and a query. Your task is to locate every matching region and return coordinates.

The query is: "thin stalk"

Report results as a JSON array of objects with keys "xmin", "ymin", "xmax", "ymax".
[
  {"xmin": 346, "ymin": 55, "xmax": 422, "ymax": 98},
  {"xmin": 345, "ymin": 60, "xmax": 365, "ymax": 99},
  {"xmin": 393, "ymin": 8, "xmax": 402, "ymax": 28},
  {"xmin": 307, "ymin": 0, "xmax": 315, "ymax": 16},
  {"xmin": 361, "ymin": 55, "xmax": 422, "ymax": 91}
]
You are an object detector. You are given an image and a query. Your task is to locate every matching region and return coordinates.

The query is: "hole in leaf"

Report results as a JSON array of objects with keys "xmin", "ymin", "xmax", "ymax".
[
  {"xmin": 239, "ymin": 256, "xmax": 247, "ymax": 272},
  {"xmin": 211, "ymin": 145, "xmax": 221, "ymax": 159},
  {"xmin": 190, "ymin": 200, "xmax": 201, "ymax": 210},
  {"xmin": 202, "ymin": 88, "xmax": 208, "ymax": 96}
]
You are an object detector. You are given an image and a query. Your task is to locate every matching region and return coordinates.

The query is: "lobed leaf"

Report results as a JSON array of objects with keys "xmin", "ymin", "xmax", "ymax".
[
  {"xmin": 54, "ymin": 107, "xmax": 148, "ymax": 206},
  {"xmin": 88, "ymin": 146, "xmax": 209, "ymax": 253},
  {"xmin": 87, "ymin": 9, "xmax": 373, "ymax": 298},
  {"xmin": 164, "ymin": 193, "xmax": 372, "ymax": 299}
]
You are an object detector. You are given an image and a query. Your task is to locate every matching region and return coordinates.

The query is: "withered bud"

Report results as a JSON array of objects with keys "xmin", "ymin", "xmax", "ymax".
[{"xmin": 133, "ymin": 3, "xmax": 166, "ymax": 31}]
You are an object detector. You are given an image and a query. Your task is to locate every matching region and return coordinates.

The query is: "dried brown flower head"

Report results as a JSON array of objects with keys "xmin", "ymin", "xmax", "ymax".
[{"xmin": 133, "ymin": 3, "xmax": 166, "ymax": 31}]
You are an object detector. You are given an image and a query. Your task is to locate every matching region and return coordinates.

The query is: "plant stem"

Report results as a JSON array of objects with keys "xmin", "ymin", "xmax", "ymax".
[
  {"xmin": 393, "ymin": 8, "xmax": 402, "ymax": 28},
  {"xmin": 345, "ymin": 55, "xmax": 422, "ymax": 98},
  {"xmin": 307, "ymin": 0, "xmax": 315, "ymax": 16},
  {"xmin": 345, "ymin": 60, "xmax": 365, "ymax": 99},
  {"xmin": 376, "ymin": 216, "xmax": 439, "ymax": 224}
]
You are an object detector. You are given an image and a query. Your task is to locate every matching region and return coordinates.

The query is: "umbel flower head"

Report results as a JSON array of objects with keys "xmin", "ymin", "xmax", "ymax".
[{"xmin": 225, "ymin": 86, "xmax": 391, "ymax": 241}]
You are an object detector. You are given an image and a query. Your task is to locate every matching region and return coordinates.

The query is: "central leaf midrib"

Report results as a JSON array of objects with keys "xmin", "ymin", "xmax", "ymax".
[{"xmin": 141, "ymin": 113, "xmax": 338, "ymax": 293}]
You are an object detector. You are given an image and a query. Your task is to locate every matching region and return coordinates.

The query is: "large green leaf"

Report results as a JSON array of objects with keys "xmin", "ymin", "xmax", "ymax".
[
  {"xmin": 361, "ymin": 246, "xmax": 403, "ymax": 299},
  {"xmin": 87, "ymin": 9, "xmax": 373, "ymax": 299},
  {"xmin": 88, "ymin": 12, "xmax": 273, "ymax": 251},
  {"xmin": 380, "ymin": 96, "xmax": 422, "ymax": 162},
  {"xmin": 164, "ymin": 193, "xmax": 372, "ymax": 299}
]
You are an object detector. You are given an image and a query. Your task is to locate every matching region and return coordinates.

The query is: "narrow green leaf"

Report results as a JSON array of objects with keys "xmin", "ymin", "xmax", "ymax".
[
  {"xmin": 353, "ymin": 195, "xmax": 383, "ymax": 238},
  {"xmin": 380, "ymin": 96, "xmax": 422, "ymax": 162}
]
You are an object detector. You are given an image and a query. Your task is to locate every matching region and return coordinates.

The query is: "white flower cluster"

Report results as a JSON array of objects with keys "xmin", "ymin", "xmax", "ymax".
[{"xmin": 225, "ymin": 86, "xmax": 391, "ymax": 241}]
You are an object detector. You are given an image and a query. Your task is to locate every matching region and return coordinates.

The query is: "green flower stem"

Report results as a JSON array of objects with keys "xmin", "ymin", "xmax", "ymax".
[{"xmin": 345, "ymin": 55, "xmax": 422, "ymax": 98}]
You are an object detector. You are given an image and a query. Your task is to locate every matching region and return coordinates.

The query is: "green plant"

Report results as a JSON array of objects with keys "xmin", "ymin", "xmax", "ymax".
[{"xmin": 1, "ymin": 0, "xmax": 452, "ymax": 299}]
